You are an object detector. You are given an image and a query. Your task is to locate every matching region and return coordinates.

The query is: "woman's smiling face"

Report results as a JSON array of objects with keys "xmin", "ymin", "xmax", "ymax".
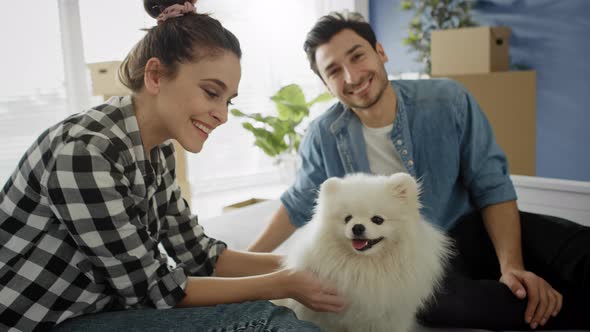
[{"xmin": 154, "ymin": 51, "xmax": 241, "ymax": 153}]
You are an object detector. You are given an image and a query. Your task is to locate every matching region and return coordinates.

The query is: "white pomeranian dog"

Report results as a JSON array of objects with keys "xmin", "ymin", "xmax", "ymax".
[{"xmin": 281, "ymin": 173, "xmax": 453, "ymax": 332}]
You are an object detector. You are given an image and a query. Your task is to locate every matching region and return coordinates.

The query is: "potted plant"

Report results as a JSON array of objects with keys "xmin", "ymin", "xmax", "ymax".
[
  {"xmin": 402, "ymin": 0, "xmax": 478, "ymax": 74},
  {"xmin": 230, "ymin": 84, "xmax": 332, "ymax": 183}
]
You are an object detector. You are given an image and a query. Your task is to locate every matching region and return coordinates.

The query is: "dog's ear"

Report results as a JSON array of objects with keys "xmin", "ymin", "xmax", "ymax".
[
  {"xmin": 320, "ymin": 177, "xmax": 342, "ymax": 196},
  {"xmin": 388, "ymin": 173, "xmax": 418, "ymax": 200}
]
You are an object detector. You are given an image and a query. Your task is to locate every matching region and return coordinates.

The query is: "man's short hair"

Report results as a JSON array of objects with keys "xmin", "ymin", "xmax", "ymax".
[{"xmin": 304, "ymin": 11, "xmax": 377, "ymax": 79}]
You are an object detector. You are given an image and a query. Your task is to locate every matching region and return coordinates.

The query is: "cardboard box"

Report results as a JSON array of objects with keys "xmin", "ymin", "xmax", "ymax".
[
  {"xmin": 431, "ymin": 27, "xmax": 511, "ymax": 76},
  {"xmin": 222, "ymin": 198, "xmax": 268, "ymax": 213},
  {"xmin": 443, "ymin": 71, "xmax": 536, "ymax": 176},
  {"xmin": 87, "ymin": 61, "xmax": 130, "ymax": 97}
]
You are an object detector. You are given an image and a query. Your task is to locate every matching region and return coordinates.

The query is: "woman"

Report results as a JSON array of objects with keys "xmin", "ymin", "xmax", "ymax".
[{"xmin": 0, "ymin": 1, "xmax": 344, "ymax": 331}]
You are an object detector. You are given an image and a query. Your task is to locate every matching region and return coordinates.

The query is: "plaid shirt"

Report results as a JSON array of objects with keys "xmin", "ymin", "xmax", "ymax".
[{"xmin": 0, "ymin": 96, "xmax": 226, "ymax": 331}]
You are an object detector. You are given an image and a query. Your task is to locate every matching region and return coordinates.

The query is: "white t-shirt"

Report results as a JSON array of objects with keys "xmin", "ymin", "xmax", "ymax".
[{"xmin": 362, "ymin": 123, "xmax": 406, "ymax": 175}]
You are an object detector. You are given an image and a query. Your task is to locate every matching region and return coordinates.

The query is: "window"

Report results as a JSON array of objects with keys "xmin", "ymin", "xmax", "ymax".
[
  {"xmin": 77, "ymin": 0, "xmax": 331, "ymax": 217},
  {"xmin": 79, "ymin": 1, "xmax": 153, "ymax": 64},
  {"xmin": 0, "ymin": 2, "xmax": 69, "ymax": 183},
  {"xmin": 2, "ymin": 0, "xmax": 363, "ymax": 218},
  {"xmin": 185, "ymin": 0, "xmax": 330, "ymax": 217}
]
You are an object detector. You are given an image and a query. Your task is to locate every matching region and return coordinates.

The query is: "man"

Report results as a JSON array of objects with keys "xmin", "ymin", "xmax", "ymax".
[{"xmin": 249, "ymin": 11, "xmax": 589, "ymax": 330}]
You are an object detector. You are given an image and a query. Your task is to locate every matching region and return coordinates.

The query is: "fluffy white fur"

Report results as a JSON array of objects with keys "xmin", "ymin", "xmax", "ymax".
[{"xmin": 282, "ymin": 173, "xmax": 453, "ymax": 332}]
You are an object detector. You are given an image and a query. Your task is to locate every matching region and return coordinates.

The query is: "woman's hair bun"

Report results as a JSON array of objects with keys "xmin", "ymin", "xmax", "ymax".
[{"xmin": 144, "ymin": 0, "xmax": 189, "ymax": 19}]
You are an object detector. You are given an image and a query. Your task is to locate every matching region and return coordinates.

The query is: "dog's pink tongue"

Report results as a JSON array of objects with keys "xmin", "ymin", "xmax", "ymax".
[{"xmin": 352, "ymin": 239, "xmax": 368, "ymax": 249}]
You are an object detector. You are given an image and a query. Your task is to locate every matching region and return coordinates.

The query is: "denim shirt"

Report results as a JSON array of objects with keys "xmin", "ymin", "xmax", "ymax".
[{"xmin": 281, "ymin": 79, "xmax": 517, "ymax": 230}]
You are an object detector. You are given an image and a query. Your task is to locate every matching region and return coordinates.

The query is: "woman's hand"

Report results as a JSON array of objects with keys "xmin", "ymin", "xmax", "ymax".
[{"xmin": 279, "ymin": 268, "xmax": 346, "ymax": 313}]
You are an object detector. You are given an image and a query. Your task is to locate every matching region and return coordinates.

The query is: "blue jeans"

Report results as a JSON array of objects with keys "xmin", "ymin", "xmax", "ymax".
[{"xmin": 52, "ymin": 301, "xmax": 320, "ymax": 332}]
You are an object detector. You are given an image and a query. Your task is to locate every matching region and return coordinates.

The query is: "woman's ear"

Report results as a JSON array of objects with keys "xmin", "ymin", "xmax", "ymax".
[{"xmin": 144, "ymin": 57, "xmax": 162, "ymax": 95}]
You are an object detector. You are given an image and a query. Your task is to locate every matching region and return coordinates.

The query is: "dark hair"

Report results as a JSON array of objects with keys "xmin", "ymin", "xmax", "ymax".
[
  {"xmin": 119, "ymin": 0, "xmax": 242, "ymax": 92},
  {"xmin": 304, "ymin": 11, "xmax": 376, "ymax": 78}
]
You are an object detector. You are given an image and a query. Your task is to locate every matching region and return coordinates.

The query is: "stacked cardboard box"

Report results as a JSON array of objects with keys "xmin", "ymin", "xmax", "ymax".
[
  {"xmin": 87, "ymin": 61, "xmax": 131, "ymax": 99},
  {"xmin": 87, "ymin": 61, "xmax": 193, "ymax": 205},
  {"xmin": 431, "ymin": 27, "xmax": 536, "ymax": 176}
]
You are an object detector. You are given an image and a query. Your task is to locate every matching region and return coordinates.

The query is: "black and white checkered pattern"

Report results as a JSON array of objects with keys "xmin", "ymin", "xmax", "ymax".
[{"xmin": 0, "ymin": 96, "xmax": 226, "ymax": 331}]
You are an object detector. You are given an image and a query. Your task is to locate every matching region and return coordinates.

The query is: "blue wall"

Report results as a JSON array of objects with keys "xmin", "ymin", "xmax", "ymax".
[{"xmin": 370, "ymin": 0, "xmax": 590, "ymax": 181}]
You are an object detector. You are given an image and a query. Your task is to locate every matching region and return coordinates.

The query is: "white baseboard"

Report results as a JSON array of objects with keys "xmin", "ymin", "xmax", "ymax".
[{"xmin": 511, "ymin": 175, "xmax": 590, "ymax": 227}]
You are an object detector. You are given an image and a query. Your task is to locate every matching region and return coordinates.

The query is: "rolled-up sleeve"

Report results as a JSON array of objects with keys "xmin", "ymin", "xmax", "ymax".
[
  {"xmin": 455, "ymin": 85, "xmax": 517, "ymax": 208},
  {"xmin": 281, "ymin": 123, "xmax": 328, "ymax": 227},
  {"xmin": 47, "ymin": 141, "xmax": 186, "ymax": 309},
  {"xmin": 159, "ymin": 163, "xmax": 226, "ymax": 276}
]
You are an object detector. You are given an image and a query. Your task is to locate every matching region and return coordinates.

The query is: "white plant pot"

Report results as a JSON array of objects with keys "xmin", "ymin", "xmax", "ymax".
[{"xmin": 275, "ymin": 153, "xmax": 300, "ymax": 185}]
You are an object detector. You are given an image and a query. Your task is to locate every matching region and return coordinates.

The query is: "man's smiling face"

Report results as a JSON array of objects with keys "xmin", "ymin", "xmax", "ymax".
[{"xmin": 315, "ymin": 29, "xmax": 389, "ymax": 111}]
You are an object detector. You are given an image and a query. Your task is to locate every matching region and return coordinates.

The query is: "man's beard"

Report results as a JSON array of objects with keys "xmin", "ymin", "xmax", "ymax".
[{"xmin": 343, "ymin": 70, "xmax": 388, "ymax": 110}]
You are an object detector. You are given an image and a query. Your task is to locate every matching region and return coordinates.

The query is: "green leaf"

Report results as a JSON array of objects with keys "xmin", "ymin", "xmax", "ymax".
[
  {"xmin": 275, "ymin": 102, "xmax": 309, "ymax": 123},
  {"xmin": 401, "ymin": 1, "xmax": 413, "ymax": 10},
  {"xmin": 230, "ymin": 109, "xmax": 246, "ymax": 117},
  {"xmin": 231, "ymin": 83, "xmax": 324, "ymax": 158},
  {"xmin": 253, "ymin": 137, "xmax": 279, "ymax": 157},
  {"xmin": 242, "ymin": 122, "xmax": 267, "ymax": 135},
  {"xmin": 238, "ymin": 112, "xmax": 275, "ymax": 124},
  {"xmin": 401, "ymin": 0, "xmax": 477, "ymax": 73},
  {"xmin": 258, "ymin": 133, "xmax": 288, "ymax": 156},
  {"xmin": 306, "ymin": 92, "xmax": 333, "ymax": 107},
  {"xmin": 243, "ymin": 124, "xmax": 288, "ymax": 157},
  {"xmin": 271, "ymin": 85, "xmax": 309, "ymax": 122},
  {"xmin": 271, "ymin": 84, "xmax": 306, "ymax": 106},
  {"xmin": 267, "ymin": 118, "xmax": 293, "ymax": 137}
]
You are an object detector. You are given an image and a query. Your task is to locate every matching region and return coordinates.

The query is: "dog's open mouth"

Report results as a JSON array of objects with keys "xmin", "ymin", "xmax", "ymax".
[{"xmin": 352, "ymin": 237, "xmax": 384, "ymax": 251}]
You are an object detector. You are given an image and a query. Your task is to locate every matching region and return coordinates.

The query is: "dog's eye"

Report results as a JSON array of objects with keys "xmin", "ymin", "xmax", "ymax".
[
  {"xmin": 344, "ymin": 215, "xmax": 352, "ymax": 223},
  {"xmin": 371, "ymin": 216, "xmax": 384, "ymax": 225}
]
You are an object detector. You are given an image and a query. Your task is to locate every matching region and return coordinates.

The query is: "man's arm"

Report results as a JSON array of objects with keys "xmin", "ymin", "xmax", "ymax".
[
  {"xmin": 453, "ymin": 81, "xmax": 562, "ymax": 329},
  {"xmin": 482, "ymin": 200, "xmax": 563, "ymax": 329},
  {"xmin": 214, "ymin": 249, "xmax": 282, "ymax": 277},
  {"xmin": 481, "ymin": 200, "xmax": 524, "ymax": 272},
  {"xmin": 248, "ymin": 203, "xmax": 297, "ymax": 252},
  {"xmin": 248, "ymin": 119, "xmax": 327, "ymax": 253}
]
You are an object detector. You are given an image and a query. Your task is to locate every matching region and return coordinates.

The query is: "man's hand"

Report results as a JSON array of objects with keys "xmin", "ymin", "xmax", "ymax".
[{"xmin": 500, "ymin": 268, "xmax": 563, "ymax": 329}]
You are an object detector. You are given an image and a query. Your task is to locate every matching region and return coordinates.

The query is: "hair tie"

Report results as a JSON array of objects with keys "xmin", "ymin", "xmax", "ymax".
[{"xmin": 156, "ymin": 1, "xmax": 196, "ymax": 24}]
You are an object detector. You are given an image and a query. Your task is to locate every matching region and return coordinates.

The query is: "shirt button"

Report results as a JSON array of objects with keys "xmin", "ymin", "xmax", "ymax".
[
  {"xmin": 396, "ymin": 139, "xmax": 403, "ymax": 145},
  {"xmin": 408, "ymin": 160, "xmax": 414, "ymax": 166},
  {"xmin": 402, "ymin": 149, "xmax": 408, "ymax": 155}
]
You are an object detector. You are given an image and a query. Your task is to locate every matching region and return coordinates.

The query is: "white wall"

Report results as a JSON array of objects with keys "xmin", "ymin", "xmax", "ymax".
[{"xmin": 512, "ymin": 175, "xmax": 590, "ymax": 226}]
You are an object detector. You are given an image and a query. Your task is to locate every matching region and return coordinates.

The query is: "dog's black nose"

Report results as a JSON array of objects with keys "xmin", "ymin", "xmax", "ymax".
[{"xmin": 352, "ymin": 224, "xmax": 365, "ymax": 236}]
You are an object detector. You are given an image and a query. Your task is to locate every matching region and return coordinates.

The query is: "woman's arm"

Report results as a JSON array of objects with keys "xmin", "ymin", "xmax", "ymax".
[
  {"xmin": 177, "ymin": 268, "xmax": 346, "ymax": 313},
  {"xmin": 47, "ymin": 142, "xmax": 187, "ymax": 308}
]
